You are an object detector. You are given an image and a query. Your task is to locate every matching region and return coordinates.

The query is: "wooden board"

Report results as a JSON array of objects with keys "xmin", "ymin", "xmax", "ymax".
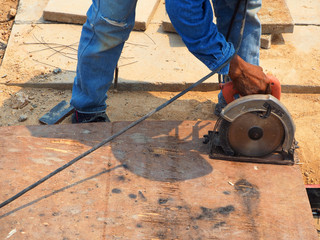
[
  {"xmin": 0, "ymin": 121, "xmax": 318, "ymax": 239},
  {"xmin": 162, "ymin": 0, "xmax": 294, "ymax": 34},
  {"xmin": 43, "ymin": 0, "xmax": 160, "ymax": 31}
]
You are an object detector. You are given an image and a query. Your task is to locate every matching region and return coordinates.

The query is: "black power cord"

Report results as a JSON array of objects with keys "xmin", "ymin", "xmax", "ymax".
[
  {"xmin": 0, "ymin": 0, "xmax": 249, "ymax": 210},
  {"xmin": 219, "ymin": 0, "xmax": 244, "ymax": 84}
]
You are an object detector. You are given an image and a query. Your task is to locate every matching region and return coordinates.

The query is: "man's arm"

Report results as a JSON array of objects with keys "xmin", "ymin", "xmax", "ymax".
[{"xmin": 229, "ymin": 54, "xmax": 271, "ymax": 96}]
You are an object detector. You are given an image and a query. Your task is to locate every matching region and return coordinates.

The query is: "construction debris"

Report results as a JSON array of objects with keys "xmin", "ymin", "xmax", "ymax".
[{"xmin": 11, "ymin": 92, "xmax": 29, "ymax": 109}]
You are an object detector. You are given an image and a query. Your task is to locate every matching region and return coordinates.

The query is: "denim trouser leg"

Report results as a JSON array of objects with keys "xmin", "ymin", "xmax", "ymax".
[
  {"xmin": 213, "ymin": 0, "xmax": 262, "ymax": 105},
  {"xmin": 71, "ymin": 0, "xmax": 137, "ymax": 113},
  {"xmin": 166, "ymin": 0, "xmax": 261, "ymax": 71},
  {"xmin": 166, "ymin": 0, "xmax": 235, "ymax": 75},
  {"xmin": 166, "ymin": 0, "xmax": 261, "ymax": 106},
  {"xmin": 213, "ymin": 0, "xmax": 261, "ymax": 66}
]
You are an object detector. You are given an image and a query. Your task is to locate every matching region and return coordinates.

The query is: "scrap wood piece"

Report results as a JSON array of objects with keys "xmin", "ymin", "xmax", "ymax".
[{"xmin": 43, "ymin": 0, "xmax": 161, "ymax": 31}]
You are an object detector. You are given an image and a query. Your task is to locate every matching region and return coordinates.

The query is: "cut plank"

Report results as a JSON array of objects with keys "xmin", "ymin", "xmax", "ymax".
[
  {"xmin": 259, "ymin": 0, "xmax": 294, "ymax": 34},
  {"xmin": 135, "ymin": 0, "xmax": 161, "ymax": 31},
  {"xmin": 43, "ymin": 0, "xmax": 161, "ymax": 31},
  {"xmin": 0, "ymin": 121, "xmax": 318, "ymax": 239},
  {"xmin": 43, "ymin": 0, "xmax": 89, "ymax": 25},
  {"xmin": 162, "ymin": 0, "xmax": 294, "ymax": 34},
  {"xmin": 162, "ymin": 11, "xmax": 176, "ymax": 33}
]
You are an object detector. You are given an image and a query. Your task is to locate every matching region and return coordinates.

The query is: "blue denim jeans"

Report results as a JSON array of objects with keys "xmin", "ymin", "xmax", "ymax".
[
  {"xmin": 71, "ymin": 0, "xmax": 261, "ymax": 113},
  {"xmin": 70, "ymin": 0, "xmax": 138, "ymax": 113}
]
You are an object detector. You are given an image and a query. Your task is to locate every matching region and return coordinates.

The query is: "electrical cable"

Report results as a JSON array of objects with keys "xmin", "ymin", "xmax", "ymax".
[
  {"xmin": 219, "ymin": 0, "xmax": 244, "ymax": 84},
  {"xmin": 0, "ymin": 0, "xmax": 249, "ymax": 210}
]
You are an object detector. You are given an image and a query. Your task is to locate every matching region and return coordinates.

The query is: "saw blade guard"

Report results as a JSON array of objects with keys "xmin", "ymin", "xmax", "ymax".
[{"xmin": 219, "ymin": 94, "xmax": 296, "ymax": 156}]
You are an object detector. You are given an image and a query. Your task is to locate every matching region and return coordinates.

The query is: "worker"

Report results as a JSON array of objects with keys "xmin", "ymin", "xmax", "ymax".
[{"xmin": 70, "ymin": 0, "xmax": 270, "ymax": 123}]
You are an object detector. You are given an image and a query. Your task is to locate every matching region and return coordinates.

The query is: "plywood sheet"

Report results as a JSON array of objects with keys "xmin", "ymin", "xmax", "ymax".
[
  {"xmin": 43, "ymin": 0, "xmax": 161, "ymax": 31},
  {"xmin": 0, "ymin": 121, "xmax": 317, "ymax": 239}
]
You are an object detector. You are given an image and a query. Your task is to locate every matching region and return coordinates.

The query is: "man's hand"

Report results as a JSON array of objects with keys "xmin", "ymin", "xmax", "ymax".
[{"xmin": 228, "ymin": 55, "xmax": 271, "ymax": 96}]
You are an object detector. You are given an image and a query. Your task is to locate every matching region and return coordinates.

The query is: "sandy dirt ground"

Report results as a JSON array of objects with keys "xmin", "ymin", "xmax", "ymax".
[{"xmin": 0, "ymin": 0, "xmax": 17, "ymax": 64}]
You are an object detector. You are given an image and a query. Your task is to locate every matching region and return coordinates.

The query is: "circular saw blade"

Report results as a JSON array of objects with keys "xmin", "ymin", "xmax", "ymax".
[{"xmin": 226, "ymin": 112, "xmax": 285, "ymax": 157}]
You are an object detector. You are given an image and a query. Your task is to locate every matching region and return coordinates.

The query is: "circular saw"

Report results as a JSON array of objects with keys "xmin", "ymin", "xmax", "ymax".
[{"xmin": 204, "ymin": 94, "xmax": 297, "ymax": 165}]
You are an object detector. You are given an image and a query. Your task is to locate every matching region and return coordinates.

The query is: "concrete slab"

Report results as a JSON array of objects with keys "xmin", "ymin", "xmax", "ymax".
[
  {"xmin": 259, "ymin": 0, "xmax": 294, "ymax": 34},
  {"xmin": 260, "ymin": 26, "xmax": 320, "ymax": 92},
  {"xmin": 1, "ymin": 0, "xmax": 319, "ymax": 93},
  {"xmin": 0, "ymin": 23, "xmax": 216, "ymax": 91},
  {"xmin": 286, "ymin": 0, "xmax": 320, "ymax": 25},
  {"xmin": 1, "ymin": 20, "xmax": 320, "ymax": 93},
  {"xmin": 135, "ymin": 0, "xmax": 161, "ymax": 31},
  {"xmin": 43, "ymin": 0, "xmax": 161, "ymax": 31},
  {"xmin": 0, "ymin": 24, "xmax": 80, "ymax": 88},
  {"xmin": 161, "ymin": 6, "xmax": 175, "ymax": 33},
  {"xmin": 15, "ymin": 0, "xmax": 49, "ymax": 24},
  {"xmin": 43, "ymin": 0, "xmax": 89, "ymax": 25},
  {"xmin": 0, "ymin": 121, "xmax": 318, "ymax": 239}
]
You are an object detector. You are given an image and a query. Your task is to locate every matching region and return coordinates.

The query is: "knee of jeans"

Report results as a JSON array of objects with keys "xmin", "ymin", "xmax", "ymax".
[
  {"xmin": 87, "ymin": 2, "xmax": 136, "ymax": 32},
  {"xmin": 93, "ymin": 13, "xmax": 135, "ymax": 46},
  {"xmin": 99, "ymin": 15, "xmax": 131, "ymax": 28},
  {"xmin": 92, "ymin": 11, "xmax": 135, "ymax": 32},
  {"xmin": 247, "ymin": 0, "xmax": 262, "ymax": 18}
]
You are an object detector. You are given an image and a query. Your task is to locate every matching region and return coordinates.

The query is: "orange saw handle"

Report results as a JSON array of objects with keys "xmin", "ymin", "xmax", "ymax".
[{"xmin": 221, "ymin": 74, "xmax": 281, "ymax": 104}]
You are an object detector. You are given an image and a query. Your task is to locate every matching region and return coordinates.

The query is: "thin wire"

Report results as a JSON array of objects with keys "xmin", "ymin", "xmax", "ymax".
[{"xmin": 0, "ymin": 0, "xmax": 248, "ymax": 210}]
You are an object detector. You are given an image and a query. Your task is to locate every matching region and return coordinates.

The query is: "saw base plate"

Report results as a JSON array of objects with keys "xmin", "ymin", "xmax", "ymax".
[
  {"xmin": 205, "ymin": 95, "xmax": 298, "ymax": 165},
  {"xmin": 209, "ymin": 148, "xmax": 297, "ymax": 165},
  {"xmin": 204, "ymin": 130, "xmax": 298, "ymax": 165}
]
